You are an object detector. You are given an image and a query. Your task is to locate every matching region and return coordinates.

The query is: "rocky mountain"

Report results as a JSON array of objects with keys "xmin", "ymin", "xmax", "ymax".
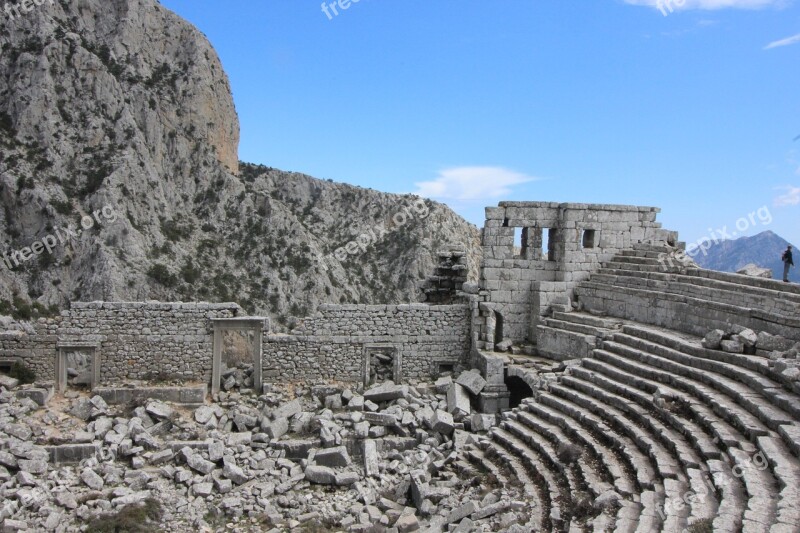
[
  {"xmin": 692, "ymin": 230, "xmax": 799, "ymax": 283},
  {"xmin": 0, "ymin": 0, "xmax": 481, "ymax": 328}
]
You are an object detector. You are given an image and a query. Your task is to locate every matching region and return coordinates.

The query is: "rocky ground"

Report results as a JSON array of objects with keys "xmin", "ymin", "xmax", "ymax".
[{"xmin": 0, "ymin": 371, "xmax": 532, "ymax": 532}]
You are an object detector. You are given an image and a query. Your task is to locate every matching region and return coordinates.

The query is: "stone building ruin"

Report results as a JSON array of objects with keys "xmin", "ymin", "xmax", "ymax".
[{"xmin": 3, "ymin": 200, "xmax": 800, "ymax": 532}]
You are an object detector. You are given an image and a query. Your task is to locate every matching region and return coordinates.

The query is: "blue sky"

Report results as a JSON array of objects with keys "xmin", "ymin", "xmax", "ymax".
[{"xmin": 160, "ymin": 0, "xmax": 800, "ymax": 247}]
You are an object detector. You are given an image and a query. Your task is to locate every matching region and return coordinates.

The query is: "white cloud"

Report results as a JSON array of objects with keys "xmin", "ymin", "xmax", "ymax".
[
  {"xmin": 764, "ymin": 33, "xmax": 800, "ymax": 49},
  {"xmin": 413, "ymin": 167, "xmax": 539, "ymax": 201},
  {"xmin": 624, "ymin": 0, "xmax": 788, "ymax": 13},
  {"xmin": 774, "ymin": 185, "xmax": 800, "ymax": 206}
]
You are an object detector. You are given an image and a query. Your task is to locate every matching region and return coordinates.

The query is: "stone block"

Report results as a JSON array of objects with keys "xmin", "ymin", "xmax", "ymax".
[
  {"xmin": 446, "ymin": 384, "xmax": 471, "ymax": 419},
  {"xmin": 364, "ymin": 440, "xmax": 379, "ymax": 478},
  {"xmin": 364, "ymin": 412, "xmax": 397, "ymax": 426},
  {"xmin": 305, "ymin": 465, "xmax": 336, "ymax": 485},
  {"xmin": 456, "ymin": 371, "xmax": 486, "ymax": 396},
  {"xmin": 262, "ymin": 417, "xmax": 289, "ymax": 440},
  {"xmin": 273, "ymin": 399, "xmax": 301, "ymax": 419},
  {"xmin": 313, "ymin": 446, "xmax": 351, "ymax": 468},
  {"xmin": 429, "ymin": 410, "xmax": 454, "ymax": 435},
  {"xmin": 364, "ymin": 382, "xmax": 407, "ymax": 403},
  {"xmin": 721, "ymin": 340, "xmax": 744, "ymax": 354},
  {"xmin": 335, "ymin": 471, "xmax": 360, "ymax": 486}
]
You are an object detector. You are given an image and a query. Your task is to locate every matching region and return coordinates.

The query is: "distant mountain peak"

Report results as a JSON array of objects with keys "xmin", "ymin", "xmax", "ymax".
[{"xmin": 693, "ymin": 231, "xmax": 797, "ymax": 282}]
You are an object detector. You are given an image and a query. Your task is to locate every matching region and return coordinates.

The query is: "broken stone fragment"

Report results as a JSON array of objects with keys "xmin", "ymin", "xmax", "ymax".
[
  {"xmin": 736, "ymin": 329, "xmax": 758, "ymax": 349},
  {"xmin": 185, "ymin": 452, "xmax": 216, "ymax": 475},
  {"xmin": 194, "ymin": 405, "xmax": 215, "ymax": 424},
  {"xmin": 434, "ymin": 376, "xmax": 453, "ymax": 394},
  {"xmin": 721, "ymin": 339, "xmax": 744, "ymax": 354},
  {"xmin": 313, "ymin": 446, "xmax": 351, "ymax": 468},
  {"xmin": 702, "ymin": 329, "xmax": 725, "ymax": 350},
  {"xmin": 446, "ymin": 384, "xmax": 471, "ymax": 419},
  {"xmin": 364, "ymin": 381, "xmax": 407, "ymax": 403},
  {"xmin": 305, "ymin": 465, "xmax": 336, "ymax": 485},
  {"xmin": 0, "ymin": 374, "xmax": 20, "ymax": 390},
  {"xmin": 81, "ymin": 468, "xmax": 105, "ymax": 490},
  {"xmin": 273, "ymin": 399, "xmax": 302, "ymax": 419},
  {"xmin": 456, "ymin": 371, "xmax": 486, "ymax": 396},
  {"xmin": 222, "ymin": 462, "xmax": 247, "ymax": 485},
  {"xmin": 364, "ymin": 412, "xmax": 398, "ymax": 426},
  {"xmin": 262, "ymin": 417, "xmax": 288, "ymax": 440},
  {"xmin": 334, "ymin": 471, "xmax": 359, "ymax": 486},
  {"xmin": 145, "ymin": 400, "xmax": 174, "ymax": 419},
  {"xmin": 192, "ymin": 482, "xmax": 213, "ymax": 497},
  {"xmin": 364, "ymin": 439, "xmax": 380, "ymax": 477},
  {"xmin": 428, "ymin": 410, "xmax": 454, "ymax": 435}
]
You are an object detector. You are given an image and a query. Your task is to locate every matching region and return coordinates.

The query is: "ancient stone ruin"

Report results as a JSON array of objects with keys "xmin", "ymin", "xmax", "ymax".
[{"xmin": 1, "ymin": 201, "xmax": 799, "ymax": 532}]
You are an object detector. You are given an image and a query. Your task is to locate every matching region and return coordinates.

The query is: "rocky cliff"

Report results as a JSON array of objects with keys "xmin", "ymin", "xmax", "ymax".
[{"xmin": 0, "ymin": 0, "xmax": 481, "ymax": 328}]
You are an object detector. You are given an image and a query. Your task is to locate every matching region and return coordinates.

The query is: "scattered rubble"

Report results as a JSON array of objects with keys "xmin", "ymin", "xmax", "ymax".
[{"xmin": 0, "ymin": 376, "xmax": 531, "ymax": 531}]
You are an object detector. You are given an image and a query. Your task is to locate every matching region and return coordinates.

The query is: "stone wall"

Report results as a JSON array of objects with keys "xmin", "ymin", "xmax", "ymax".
[
  {"xmin": 0, "ymin": 302, "xmax": 242, "ymax": 385},
  {"xmin": 0, "ymin": 321, "xmax": 58, "ymax": 382},
  {"xmin": 58, "ymin": 302, "xmax": 242, "ymax": 383},
  {"xmin": 263, "ymin": 304, "xmax": 471, "ymax": 384},
  {"xmin": 478, "ymin": 202, "xmax": 678, "ymax": 347}
]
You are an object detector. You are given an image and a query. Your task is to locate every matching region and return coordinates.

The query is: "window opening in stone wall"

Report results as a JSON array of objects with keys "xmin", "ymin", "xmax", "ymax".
[
  {"xmin": 437, "ymin": 363, "xmax": 455, "ymax": 377},
  {"xmin": 0, "ymin": 360, "xmax": 14, "ymax": 375},
  {"xmin": 502, "ymin": 217, "xmax": 510, "ymax": 227},
  {"xmin": 220, "ymin": 330, "xmax": 255, "ymax": 391},
  {"xmin": 367, "ymin": 348, "xmax": 396, "ymax": 386},
  {"xmin": 493, "ymin": 311, "xmax": 504, "ymax": 348},
  {"xmin": 513, "ymin": 227, "xmax": 523, "ymax": 257},
  {"xmin": 582, "ymin": 229, "xmax": 596, "ymax": 249},
  {"xmin": 546, "ymin": 228, "xmax": 557, "ymax": 261}
]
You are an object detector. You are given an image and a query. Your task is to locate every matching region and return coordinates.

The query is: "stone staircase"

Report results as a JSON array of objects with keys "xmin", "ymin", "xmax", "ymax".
[
  {"xmin": 575, "ymin": 244, "xmax": 800, "ymax": 341},
  {"xmin": 474, "ymin": 243, "xmax": 800, "ymax": 531}
]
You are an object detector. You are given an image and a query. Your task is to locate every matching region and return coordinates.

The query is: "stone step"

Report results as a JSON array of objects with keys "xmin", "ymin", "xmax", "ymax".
[
  {"xmin": 469, "ymin": 443, "xmax": 543, "ymax": 530},
  {"xmin": 754, "ymin": 436, "xmax": 800, "ymax": 530},
  {"xmin": 728, "ymin": 447, "xmax": 779, "ymax": 530},
  {"xmin": 536, "ymin": 390, "xmax": 662, "ymax": 497},
  {"xmin": 570, "ymin": 366, "xmax": 707, "ymax": 472},
  {"xmin": 622, "ymin": 324, "xmax": 800, "ymax": 398},
  {"xmin": 597, "ymin": 265, "xmax": 800, "ymax": 310},
  {"xmin": 593, "ymin": 272, "xmax": 800, "ymax": 322},
  {"xmin": 543, "ymin": 318, "xmax": 610, "ymax": 337},
  {"xmin": 490, "ymin": 427, "xmax": 564, "ymax": 531},
  {"xmin": 590, "ymin": 347, "xmax": 756, "ymax": 451},
  {"xmin": 501, "ymin": 419, "xmax": 583, "ymax": 506},
  {"xmin": 608, "ymin": 255, "xmax": 664, "ymax": 266},
  {"xmin": 600, "ymin": 261, "xmax": 666, "ymax": 273},
  {"xmin": 707, "ymin": 459, "xmax": 747, "ymax": 531},
  {"xmin": 551, "ymin": 311, "xmax": 623, "ymax": 329},
  {"xmin": 544, "ymin": 384, "xmax": 666, "ymax": 496},
  {"xmin": 619, "ymin": 249, "xmax": 669, "ymax": 260},
  {"xmin": 603, "ymin": 339, "xmax": 775, "ymax": 443},
  {"xmin": 690, "ymin": 266, "xmax": 800, "ymax": 298},
  {"xmin": 610, "ymin": 333, "xmax": 800, "ymax": 438},
  {"xmin": 576, "ymin": 280, "xmax": 800, "ymax": 334},
  {"xmin": 523, "ymin": 399, "xmax": 638, "ymax": 498},
  {"xmin": 513, "ymin": 409, "xmax": 614, "ymax": 498},
  {"xmin": 558, "ymin": 375, "xmax": 687, "ymax": 482},
  {"xmin": 583, "ymin": 356, "xmax": 724, "ymax": 462},
  {"xmin": 631, "ymin": 243, "xmax": 678, "ymax": 254}
]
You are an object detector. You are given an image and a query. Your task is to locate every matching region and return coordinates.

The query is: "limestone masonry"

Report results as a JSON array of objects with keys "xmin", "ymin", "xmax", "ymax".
[{"xmin": 2, "ymin": 200, "xmax": 800, "ymax": 532}]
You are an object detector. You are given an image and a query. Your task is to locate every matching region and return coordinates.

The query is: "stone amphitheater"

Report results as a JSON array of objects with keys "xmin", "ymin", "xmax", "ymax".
[{"xmin": 2, "ymin": 201, "xmax": 799, "ymax": 533}]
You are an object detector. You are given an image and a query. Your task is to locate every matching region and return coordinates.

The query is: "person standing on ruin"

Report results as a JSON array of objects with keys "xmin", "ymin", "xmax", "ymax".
[{"xmin": 782, "ymin": 245, "xmax": 794, "ymax": 282}]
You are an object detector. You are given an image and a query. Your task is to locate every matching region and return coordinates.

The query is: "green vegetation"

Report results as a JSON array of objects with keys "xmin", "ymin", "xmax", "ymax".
[
  {"xmin": 147, "ymin": 263, "xmax": 177, "ymax": 288},
  {"xmin": 687, "ymin": 519, "xmax": 714, "ymax": 533}
]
